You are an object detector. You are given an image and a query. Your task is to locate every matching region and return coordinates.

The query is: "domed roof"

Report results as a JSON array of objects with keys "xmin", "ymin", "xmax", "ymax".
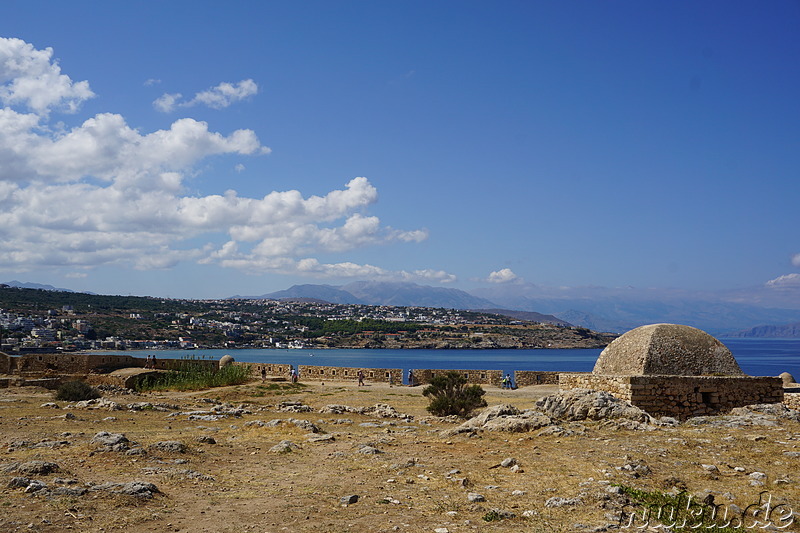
[
  {"xmin": 592, "ymin": 323, "xmax": 744, "ymax": 376},
  {"xmin": 219, "ymin": 354, "xmax": 235, "ymax": 368}
]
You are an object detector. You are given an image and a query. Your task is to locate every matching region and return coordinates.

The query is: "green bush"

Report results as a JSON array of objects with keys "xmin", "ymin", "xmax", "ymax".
[
  {"xmin": 422, "ymin": 371, "xmax": 487, "ymax": 417},
  {"xmin": 55, "ymin": 380, "xmax": 101, "ymax": 401}
]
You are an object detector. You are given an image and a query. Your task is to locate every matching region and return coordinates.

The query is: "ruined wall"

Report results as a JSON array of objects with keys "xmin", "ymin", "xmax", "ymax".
[
  {"xmin": 559, "ymin": 373, "xmax": 784, "ymax": 418},
  {"xmin": 514, "ymin": 371, "xmax": 563, "ymax": 386},
  {"xmin": 784, "ymin": 392, "xmax": 800, "ymax": 411},
  {"xmin": 0, "ymin": 352, "xmax": 10, "ymax": 374},
  {"xmin": 414, "ymin": 369, "xmax": 503, "ymax": 386},
  {"xmin": 298, "ymin": 365, "xmax": 402, "ymax": 383}
]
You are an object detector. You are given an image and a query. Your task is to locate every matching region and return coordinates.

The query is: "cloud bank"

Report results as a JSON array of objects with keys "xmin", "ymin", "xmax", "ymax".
[{"xmin": 0, "ymin": 37, "xmax": 438, "ymax": 282}]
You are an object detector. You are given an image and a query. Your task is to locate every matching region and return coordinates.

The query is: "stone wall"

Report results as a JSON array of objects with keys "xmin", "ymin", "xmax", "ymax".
[
  {"xmin": 234, "ymin": 362, "xmax": 293, "ymax": 380},
  {"xmin": 514, "ymin": 371, "xmax": 563, "ymax": 386},
  {"xmin": 559, "ymin": 373, "xmax": 784, "ymax": 418},
  {"xmin": 298, "ymin": 365, "xmax": 401, "ymax": 384},
  {"xmin": 413, "ymin": 369, "xmax": 503, "ymax": 386},
  {"xmin": 784, "ymin": 392, "xmax": 800, "ymax": 411}
]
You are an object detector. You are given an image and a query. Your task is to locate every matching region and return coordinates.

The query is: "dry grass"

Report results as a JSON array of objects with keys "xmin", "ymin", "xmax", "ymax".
[{"xmin": 0, "ymin": 380, "xmax": 798, "ymax": 532}]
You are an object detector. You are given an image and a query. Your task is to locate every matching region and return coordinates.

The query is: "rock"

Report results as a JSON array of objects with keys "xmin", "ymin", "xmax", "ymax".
[
  {"xmin": 23, "ymin": 480, "xmax": 48, "ymax": 493},
  {"xmin": 701, "ymin": 464, "xmax": 719, "ymax": 472},
  {"xmin": 535, "ymin": 389, "xmax": 652, "ymax": 423},
  {"xmin": 290, "ymin": 419, "xmax": 321, "ymax": 433},
  {"xmin": 357, "ymin": 445, "xmax": 382, "ymax": 455},
  {"xmin": 509, "ymin": 464, "xmax": 523, "ymax": 473},
  {"xmin": 500, "ymin": 458, "xmax": 516, "ymax": 468},
  {"xmin": 90, "ymin": 481, "xmax": 160, "ymax": 498},
  {"xmin": 91, "ymin": 431, "xmax": 129, "ymax": 447},
  {"xmin": 467, "ymin": 492, "xmax": 485, "ymax": 502},
  {"xmin": 22, "ymin": 461, "xmax": 59, "ymax": 475},
  {"xmin": 40, "ymin": 403, "xmax": 59, "ymax": 409},
  {"xmin": 277, "ymin": 401, "xmax": 313, "ymax": 413},
  {"xmin": 148, "ymin": 441, "xmax": 187, "ymax": 454},
  {"xmin": 70, "ymin": 398, "xmax": 121, "ymax": 411},
  {"xmin": 8, "ymin": 477, "xmax": 32, "ymax": 489},
  {"xmin": 270, "ymin": 440, "xmax": 299, "ymax": 453},
  {"xmin": 545, "ymin": 496, "xmax": 582, "ymax": 507},
  {"xmin": 340, "ymin": 494, "xmax": 359, "ymax": 505},
  {"xmin": 196, "ymin": 436, "xmax": 216, "ymax": 444}
]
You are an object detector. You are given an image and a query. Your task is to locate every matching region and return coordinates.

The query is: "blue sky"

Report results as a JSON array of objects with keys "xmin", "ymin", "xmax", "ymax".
[{"xmin": 1, "ymin": 1, "xmax": 799, "ymax": 304}]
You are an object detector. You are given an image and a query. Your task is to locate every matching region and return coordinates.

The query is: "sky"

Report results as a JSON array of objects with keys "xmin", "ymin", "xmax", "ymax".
[{"xmin": 1, "ymin": 1, "xmax": 799, "ymax": 303}]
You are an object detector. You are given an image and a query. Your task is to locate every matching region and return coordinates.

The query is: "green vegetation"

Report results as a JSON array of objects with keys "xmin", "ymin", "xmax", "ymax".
[
  {"xmin": 613, "ymin": 484, "xmax": 787, "ymax": 531},
  {"xmin": 422, "ymin": 371, "xmax": 487, "ymax": 417},
  {"xmin": 55, "ymin": 380, "xmax": 101, "ymax": 401},
  {"xmin": 135, "ymin": 360, "xmax": 252, "ymax": 391}
]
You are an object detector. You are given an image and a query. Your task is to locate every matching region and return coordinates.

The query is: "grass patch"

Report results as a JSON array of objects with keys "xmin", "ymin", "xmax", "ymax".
[{"xmin": 135, "ymin": 360, "xmax": 252, "ymax": 391}]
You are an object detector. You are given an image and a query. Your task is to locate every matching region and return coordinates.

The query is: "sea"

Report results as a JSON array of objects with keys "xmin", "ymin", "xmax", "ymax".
[{"xmin": 87, "ymin": 338, "xmax": 800, "ymax": 385}]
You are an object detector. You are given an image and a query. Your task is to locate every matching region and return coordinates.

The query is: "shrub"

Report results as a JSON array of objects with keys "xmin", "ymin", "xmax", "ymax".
[
  {"xmin": 422, "ymin": 371, "xmax": 487, "ymax": 417},
  {"xmin": 55, "ymin": 380, "xmax": 101, "ymax": 401}
]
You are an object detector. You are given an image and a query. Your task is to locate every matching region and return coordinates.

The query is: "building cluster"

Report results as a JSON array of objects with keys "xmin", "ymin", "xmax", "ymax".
[{"xmin": 0, "ymin": 299, "xmax": 517, "ymax": 353}]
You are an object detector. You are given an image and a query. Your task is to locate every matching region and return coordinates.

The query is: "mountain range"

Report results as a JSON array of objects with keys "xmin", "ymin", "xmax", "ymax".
[
  {"xmin": 255, "ymin": 281, "xmax": 800, "ymax": 337},
  {"xmin": 7, "ymin": 279, "xmax": 800, "ymax": 337}
]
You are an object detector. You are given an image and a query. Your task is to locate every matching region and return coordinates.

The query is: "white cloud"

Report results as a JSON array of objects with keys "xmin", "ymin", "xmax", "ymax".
[
  {"xmin": 792, "ymin": 253, "xmax": 800, "ymax": 268},
  {"xmin": 0, "ymin": 37, "xmax": 94, "ymax": 115},
  {"xmin": 234, "ymin": 163, "xmax": 245, "ymax": 172},
  {"xmin": 487, "ymin": 268, "xmax": 519, "ymax": 284},
  {"xmin": 766, "ymin": 273, "xmax": 800, "ymax": 288},
  {"xmin": 143, "ymin": 78, "xmax": 161, "ymax": 87},
  {"xmin": 154, "ymin": 79, "xmax": 258, "ymax": 112},
  {"xmin": 0, "ymin": 39, "xmax": 436, "ymax": 283},
  {"xmin": 153, "ymin": 92, "xmax": 181, "ymax": 113}
]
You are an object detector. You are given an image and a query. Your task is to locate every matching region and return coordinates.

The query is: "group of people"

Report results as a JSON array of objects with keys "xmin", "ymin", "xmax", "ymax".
[{"xmin": 144, "ymin": 354, "xmax": 157, "ymax": 369}]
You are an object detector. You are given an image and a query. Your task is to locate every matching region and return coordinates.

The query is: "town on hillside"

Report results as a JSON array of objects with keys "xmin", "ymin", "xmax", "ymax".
[{"xmin": 0, "ymin": 286, "xmax": 615, "ymax": 353}]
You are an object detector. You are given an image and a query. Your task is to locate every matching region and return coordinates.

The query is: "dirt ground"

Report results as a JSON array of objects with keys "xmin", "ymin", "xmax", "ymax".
[{"xmin": 1, "ymin": 379, "xmax": 799, "ymax": 532}]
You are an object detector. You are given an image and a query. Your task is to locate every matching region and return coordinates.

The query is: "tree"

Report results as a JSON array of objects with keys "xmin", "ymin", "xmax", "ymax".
[{"xmin": 422, "ymin": 371, "xmax": 487, "ymax": 417}]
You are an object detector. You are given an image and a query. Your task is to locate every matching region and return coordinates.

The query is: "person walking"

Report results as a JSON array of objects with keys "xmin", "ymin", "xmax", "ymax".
[
  {"xmin": 408, "ymin": 369, "xmax": 415, "ymax": 387},
  {"xmin": 357, "ymin": 369, "xmax": 365, "ymax": 387}
]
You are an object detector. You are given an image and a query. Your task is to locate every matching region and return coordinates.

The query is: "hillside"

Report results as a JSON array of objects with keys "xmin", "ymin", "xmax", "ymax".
[{"xmin": 728, "ymin": 322, "xmax": 800, "ymax": 338}]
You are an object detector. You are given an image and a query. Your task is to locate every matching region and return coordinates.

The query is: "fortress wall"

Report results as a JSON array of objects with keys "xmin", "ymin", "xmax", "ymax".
[
  {"xmin": 414, "ymin": 369, "xmax": 503, "ymax": 386},
  {"xmin": 559, "ymin": 373, "xmax": 784, "ymax": 418},
  {"xmin": 514, "ymin": 371, "xmax": 564, "ymax": 386},
  {"xmin": 298, "ymin": 365, "xmax": 402, "ymax": 383},
  {"xmin": 0, "ymin": 352, "xmax": 10, "ymax": 374},
  {"xmin": 233, "ymin": 362, "xmax": 294, "ymax": 379}
]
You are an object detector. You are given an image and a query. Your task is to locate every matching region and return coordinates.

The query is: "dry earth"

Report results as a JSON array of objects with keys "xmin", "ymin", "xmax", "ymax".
[{"xmin": 1, "ymin": 380, "xmax": 799, "ymax": 532}]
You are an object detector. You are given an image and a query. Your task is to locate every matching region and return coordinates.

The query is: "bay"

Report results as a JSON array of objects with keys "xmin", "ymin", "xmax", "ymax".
[{"xmin": 87, "ymin": 338, "xmax": 800, "ymax": 384}]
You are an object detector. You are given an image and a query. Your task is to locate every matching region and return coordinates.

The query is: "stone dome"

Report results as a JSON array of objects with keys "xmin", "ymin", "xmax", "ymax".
[
  {"xmin": 780, "ymin": 371, "xmax": 796, "ymax": 386},
  {"xmin": 219, "ymin": 354, "xmax": 235, "ymax": 368},
  {"xmin": 592, "ymin": 323, "xmax": 744, "ymax": 376}
]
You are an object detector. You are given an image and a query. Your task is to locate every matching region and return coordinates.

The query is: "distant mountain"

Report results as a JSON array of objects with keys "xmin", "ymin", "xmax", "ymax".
[
  {"xmin": 342, "ymin": 281, "xmax": 497, "ymax": 309},
  {"xmin": 1, "ymin": 280, "xmax": 80, "ymax": 293},
  {"xmin": 727, "ymin": 322, "xmax": 800, "ymax": 338},
  {"xmin": 470, "ymin": 284, "xmax": 800, "ymax": 335},
  {"xmin": 255, "ymin": 284, "xmax": 367, "ymax": 305},
  {"xmin": 472, "ymin": 308, "xmax": 573, "ymax": 327},
  {"xmin": 253, "ymin": 282, "xmax": 498, "ymax": 310}
]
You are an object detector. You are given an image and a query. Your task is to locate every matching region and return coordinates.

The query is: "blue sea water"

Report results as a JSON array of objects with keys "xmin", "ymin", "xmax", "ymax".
[{"xmin": 88, "ymin": 338, "xmax": 800, "ymax": 384}]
